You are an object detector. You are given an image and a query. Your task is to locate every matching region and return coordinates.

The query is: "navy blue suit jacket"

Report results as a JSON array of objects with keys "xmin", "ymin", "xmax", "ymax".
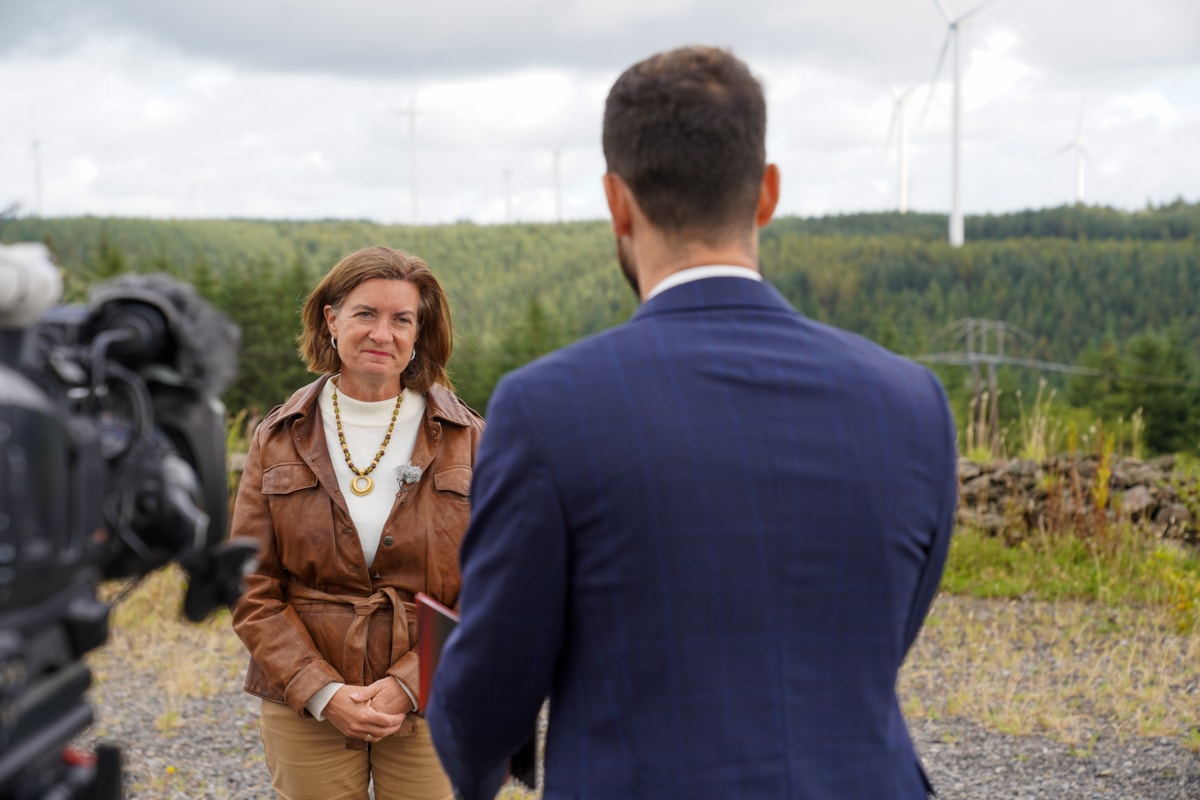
[{"xmin": 428, "ymin": 276, "xmax": 957, "ymax": 799}]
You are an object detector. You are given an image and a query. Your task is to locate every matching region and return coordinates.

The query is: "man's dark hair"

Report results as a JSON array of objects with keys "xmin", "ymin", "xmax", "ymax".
[{"xmin": 603, "ymin": 46, "xmax": 767, "ymax": 243}]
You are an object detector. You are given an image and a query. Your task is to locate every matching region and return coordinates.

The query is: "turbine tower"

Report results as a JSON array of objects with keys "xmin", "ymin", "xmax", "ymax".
[
  {"xmin": 552, "ymin": 146, "xmax": 563, "ymax": 223},
  {"xmin": 884, "ymin": 81, "xmax": 918, "ymax": 213},
  {"xmin": 541, "ymin": 138, "xmax": 566, "ymax": 223},
  {"xmin": 31, "ymin": 138, "xmax": 44, "ymax": 217},
  {"xmin": 1052, "ymin": 96, "xmax": 1090, "ymax": 205},
  {"xmin": 503, "ymin": 167, "xmax": 513, "ymax": 223},
  {"xmin": 395, "ymin": 92, "xmax": 421, "ymax": 224},
  {"xmin": 923, "ymin": 0, "xmax": 997, "ymax": 247}
]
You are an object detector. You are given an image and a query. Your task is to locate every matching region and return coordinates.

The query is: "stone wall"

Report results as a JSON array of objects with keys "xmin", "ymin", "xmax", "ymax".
[
  {"xmin": 956, "ymin": 455, "xmax": 1198, "ymax": 547},
  {"xmin": 229, "ymin": 450, "xmax": 1199, "ymax": 548}
]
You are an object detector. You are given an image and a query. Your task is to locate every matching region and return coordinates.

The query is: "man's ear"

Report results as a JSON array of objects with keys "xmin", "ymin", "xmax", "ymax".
[
  {"xmin": 755, "ymin": 163, "xmax": 781, "ymax": 228},
  {"xmin": 603, "ymin": 173, "xmax": 634, "ymax": 237}
]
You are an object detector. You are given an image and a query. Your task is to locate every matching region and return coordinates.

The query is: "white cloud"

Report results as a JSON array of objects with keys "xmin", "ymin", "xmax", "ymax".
[
  {"xmin": 1108, "ymin": 92, "xmax": 1180, "ymax": 126},
  {"xmin": 557, "ymin": 0, "xmax": 696, "ymax": 36},
  {"xmin": 143, "ymin": 99, "xmax": 182, "ymax": 126},
  {"xmin": 428, "ymin": 71, "xmax": 578, "ymax": 143},
  {"xmin": 66, "ymin": 156, "xmax": 98, "ymax": 186},
  {"xmin": 186, "ymin": 67, "xmax": 236, "ymax": 94},
  {"xmin": 964, "ymin": 30, "xmax": 1035, "ymax": 111},
  {"xmin": 0, "ymin": 0, "xmax": 1197, "ymax": 223}
]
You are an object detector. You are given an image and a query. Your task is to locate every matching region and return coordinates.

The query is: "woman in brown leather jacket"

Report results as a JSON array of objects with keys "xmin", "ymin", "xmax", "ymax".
[{"xmin": 231, "ymin": 246, "xmax": 483, "ymax": 800}]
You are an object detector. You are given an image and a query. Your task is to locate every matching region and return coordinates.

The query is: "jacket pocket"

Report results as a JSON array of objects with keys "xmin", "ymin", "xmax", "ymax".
[
  {"xmin": 433, "ymin": 464, "xmax": 472, "ymax": 497},
  {"xmin": 260, "ymin": 462, "xmax": 334, "ymax": 578},
  {"xmin": 262, "ymin": 462, "xmax": 318, "ymax": 494}
]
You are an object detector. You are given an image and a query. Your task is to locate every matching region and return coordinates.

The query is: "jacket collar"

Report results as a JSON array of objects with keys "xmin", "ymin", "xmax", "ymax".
[
  {"xmin": 267, "ymin": 374, "xmax": 474, "ymax": 429},
  {"xmin": 631, "ymin": 274, "xmax": 794, "ymax": 322}
]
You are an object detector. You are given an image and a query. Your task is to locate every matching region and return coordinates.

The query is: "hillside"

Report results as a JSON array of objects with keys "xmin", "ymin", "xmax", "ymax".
[{"xmin": 4, "ymin": 202, "xmax": 1199, "ymax": 454}]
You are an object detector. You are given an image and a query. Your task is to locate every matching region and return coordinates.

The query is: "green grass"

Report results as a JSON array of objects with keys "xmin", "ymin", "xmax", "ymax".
[
  {"xmin": 941, "ymin": 525, "xmax": 1200, "ymax": 632},
  {"xmin": 916, "ymin": 517, "xmax": 1199, "ymax": 748}
]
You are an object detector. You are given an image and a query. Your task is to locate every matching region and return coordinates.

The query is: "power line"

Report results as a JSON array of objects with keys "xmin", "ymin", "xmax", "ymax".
[
  {"xmin": 914, "ymin": 318, "xmax": 1200, "ymax": 388},
  {"xmin": 914, "ymin": 352, "xmax": 1200, "ymax": 388}
]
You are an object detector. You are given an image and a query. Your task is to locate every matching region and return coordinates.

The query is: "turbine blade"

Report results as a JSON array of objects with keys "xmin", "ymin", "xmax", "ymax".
[
  {"xmin": 957, "ymin": 0, "xmax": 999, "ymax": 24},
  {"xmin": 1074, "ymin": 94, "xmax": 1087, "ymax": 139},
  {"xmin": 880, "ymin": 72, "xmax": 897, "ymax": 100},
  {"xmin": 931, "ymin": 0, "xmax": 952, "ymax": 23},
  {"xmin": 872, "ymin": 60, "xmax": 900, "ymax": 100},
  {"xmin": 885, "ymin": 103, "xmax": 901, "ymax": 152},
  {"xmin": 917, "ymin": 33, "xmax": 952, "ymax": 131}
]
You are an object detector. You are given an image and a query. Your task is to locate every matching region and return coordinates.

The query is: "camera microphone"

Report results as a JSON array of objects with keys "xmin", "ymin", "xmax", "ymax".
[
  {"xmin": 89, "ymin": 273, "xmax": 239, "ymax": 395},
  {"xmin": 0, "ymin": 243, "xmax": 61, "ymax": 330},
  {"xmin": 90, "ymin": 301, "xmax": 171, "ymax": 369}
]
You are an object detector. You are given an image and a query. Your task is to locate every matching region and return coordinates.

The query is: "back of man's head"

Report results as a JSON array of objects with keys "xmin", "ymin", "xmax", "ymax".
[{"xmin": 602, "ymin": 46, "xmax": 767, "ymax": 245}]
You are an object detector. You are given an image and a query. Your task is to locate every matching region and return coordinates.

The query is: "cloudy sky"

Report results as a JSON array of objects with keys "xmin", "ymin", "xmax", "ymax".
[{"xmin": 1, "ymin": 0, "xmax": 1198, "ymax": 225}]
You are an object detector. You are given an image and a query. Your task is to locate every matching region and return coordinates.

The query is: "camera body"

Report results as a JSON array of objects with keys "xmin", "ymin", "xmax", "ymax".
[{"xmin": 0, "ymin": 243, "xmax": 254, "ymax": 798}]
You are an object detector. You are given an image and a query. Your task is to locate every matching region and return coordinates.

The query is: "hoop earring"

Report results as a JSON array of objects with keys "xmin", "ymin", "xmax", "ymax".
[
  {"xmin": 410, "ymin": 348, "xmax": 417, "ymax": 363},
  {"xmin": 330, "ymin": 334, "xmax": 337, "ymax": 349}
]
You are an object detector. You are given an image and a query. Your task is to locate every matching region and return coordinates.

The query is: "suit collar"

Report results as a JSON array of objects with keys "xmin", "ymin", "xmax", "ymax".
[
  {"xmin": 644, "ymin": 264, "xmax": 761, "ymax": 301},
  {"xmin": 631, "ymin": 275, "xmax": 794, "ymax": 322}
]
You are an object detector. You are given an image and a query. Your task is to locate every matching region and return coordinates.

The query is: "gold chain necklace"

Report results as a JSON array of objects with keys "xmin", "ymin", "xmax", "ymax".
[{"xmin": 331, "ymin": 377, "xmax": 403, "ymax": 497}]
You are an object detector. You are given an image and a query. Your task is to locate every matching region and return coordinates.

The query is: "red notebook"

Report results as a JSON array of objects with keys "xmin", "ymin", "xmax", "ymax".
[
  {"xmin": 415, "ymin": 592, "xmax": 459, "ymax": 711},
  {"xmin": 415, "ymin": 592, "xmax": 538, "ymax": 788}
]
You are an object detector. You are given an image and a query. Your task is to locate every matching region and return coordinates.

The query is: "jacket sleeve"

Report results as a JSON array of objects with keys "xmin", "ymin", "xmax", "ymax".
[
  {"xmin": 427, "ymin": 375, "xmax": 564, "ymax": 800},
  {"xmin": 901, "ymin": 368, "xmax": 959, "ymax": 655},
  {"xmin": 229, "ymin": 419, "xmax": 343, "ymax": 716}
]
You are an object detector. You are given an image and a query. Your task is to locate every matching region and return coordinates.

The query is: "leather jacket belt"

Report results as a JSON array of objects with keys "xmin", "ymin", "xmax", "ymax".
[{"xmin": 285, "ymin": 583, "xmax": 417, "ymax": 688}]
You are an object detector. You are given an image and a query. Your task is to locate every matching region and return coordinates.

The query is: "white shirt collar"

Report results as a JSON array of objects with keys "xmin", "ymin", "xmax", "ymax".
[{"xmin": 644, "ymin": 264, "xmax": 762, "ymax": 301}]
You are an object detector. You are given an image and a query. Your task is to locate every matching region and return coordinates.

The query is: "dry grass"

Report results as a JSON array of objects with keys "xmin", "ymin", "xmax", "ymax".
[
  {"xmin": 901, "ymin": 593, "xmax": 1200, "ymax": 752},
  {"xmin": 89, "ymin": 565, "xmax": 245, "ymax": 708},
  {"xmin": 84, "ymin": 552, "xmax": 1199, "ymax": 800}
]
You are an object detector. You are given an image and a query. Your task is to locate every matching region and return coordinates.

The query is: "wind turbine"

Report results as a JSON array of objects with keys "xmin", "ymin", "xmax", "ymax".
[
  {"xmin": 921, "ymin": 0, "xmax": 998, "ymax": 247},
  {"xmin": 1052, "ymin": 95, "xmax": 1090, "ymax": 205},
  {"xmin": 883, "ymin": 79, "xmax": 919, "ymax": 213},
  {"xmin": 540, "ymin": 135, "xmax": 567, "ymax": 223},
  {"xmin": 30, "ymin": 138, "xmax": 45, "ymax": 217},
  {"xmin": 395, "ymin": 91, "xmax": 421, "ymax": 224},
  {"xmin": 503, "ymin": 167, "xmax": 513, "ymax": 223},
  {"xmin": 552, "ymin": 147, "xmax": 563, "ymax": 223}
]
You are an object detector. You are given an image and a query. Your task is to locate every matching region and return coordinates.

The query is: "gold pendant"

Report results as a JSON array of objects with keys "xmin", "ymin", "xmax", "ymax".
[{"xmin": 350, "ymin": 475, "xmax": 374, "ymax": 497}]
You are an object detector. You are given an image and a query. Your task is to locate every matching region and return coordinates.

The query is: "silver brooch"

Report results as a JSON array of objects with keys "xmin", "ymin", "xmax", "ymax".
[{"xmin": 396, "ymin": 464, "xmax": 423, "ymax": 485}]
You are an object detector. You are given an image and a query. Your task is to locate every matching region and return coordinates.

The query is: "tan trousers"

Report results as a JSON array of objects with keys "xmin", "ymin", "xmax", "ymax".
[{"xmin": 259, "ymin": 699, "xmax": 454, "ymax": 800}]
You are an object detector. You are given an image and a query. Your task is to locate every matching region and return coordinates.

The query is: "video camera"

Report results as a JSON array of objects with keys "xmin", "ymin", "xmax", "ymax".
[{"xmin": 0, "ymin": 243, "xmax": 256, "ymax": 798}]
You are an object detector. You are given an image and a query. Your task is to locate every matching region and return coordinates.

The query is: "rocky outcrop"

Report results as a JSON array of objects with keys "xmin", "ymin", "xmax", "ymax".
[{"xmin": 956, "ymin": 455, "xmax": 1198, "ymax": 546}]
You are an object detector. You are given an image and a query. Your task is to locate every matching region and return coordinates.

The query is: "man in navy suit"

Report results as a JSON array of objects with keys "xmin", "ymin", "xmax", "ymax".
[{"xmin": 427, "ymin": 45, "xmax": 957, "ymax": 800}]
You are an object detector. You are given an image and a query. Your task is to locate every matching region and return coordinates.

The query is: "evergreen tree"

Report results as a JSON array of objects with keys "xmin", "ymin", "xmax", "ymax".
[{"xmin": 1122, "ymin": 328, "xmax": 1199, "ymax": 454}]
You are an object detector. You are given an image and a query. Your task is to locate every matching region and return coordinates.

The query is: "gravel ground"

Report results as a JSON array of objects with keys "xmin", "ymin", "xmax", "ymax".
[
  {"xmin": 65, "ymin": 587, "xmax": 1200, "ymax": 800},
  {"xmin": 911, "ymin": 717, "xmax": 1199, "ymax": 799},
  {"xmin": 74, "ymin": 668, "xmax": 1200, "ymax": 799}
]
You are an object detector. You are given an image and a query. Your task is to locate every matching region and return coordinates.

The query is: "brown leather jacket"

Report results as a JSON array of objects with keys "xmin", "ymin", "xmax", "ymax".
[{"xmin": 230, "ymin": 375, "xmax": 484, "ymax": 734}]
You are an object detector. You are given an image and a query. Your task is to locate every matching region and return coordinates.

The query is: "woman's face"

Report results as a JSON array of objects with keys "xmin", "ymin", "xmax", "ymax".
[{"xmin": 324, "ymin": 277, "xmax": 421, "ymax": 400}]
